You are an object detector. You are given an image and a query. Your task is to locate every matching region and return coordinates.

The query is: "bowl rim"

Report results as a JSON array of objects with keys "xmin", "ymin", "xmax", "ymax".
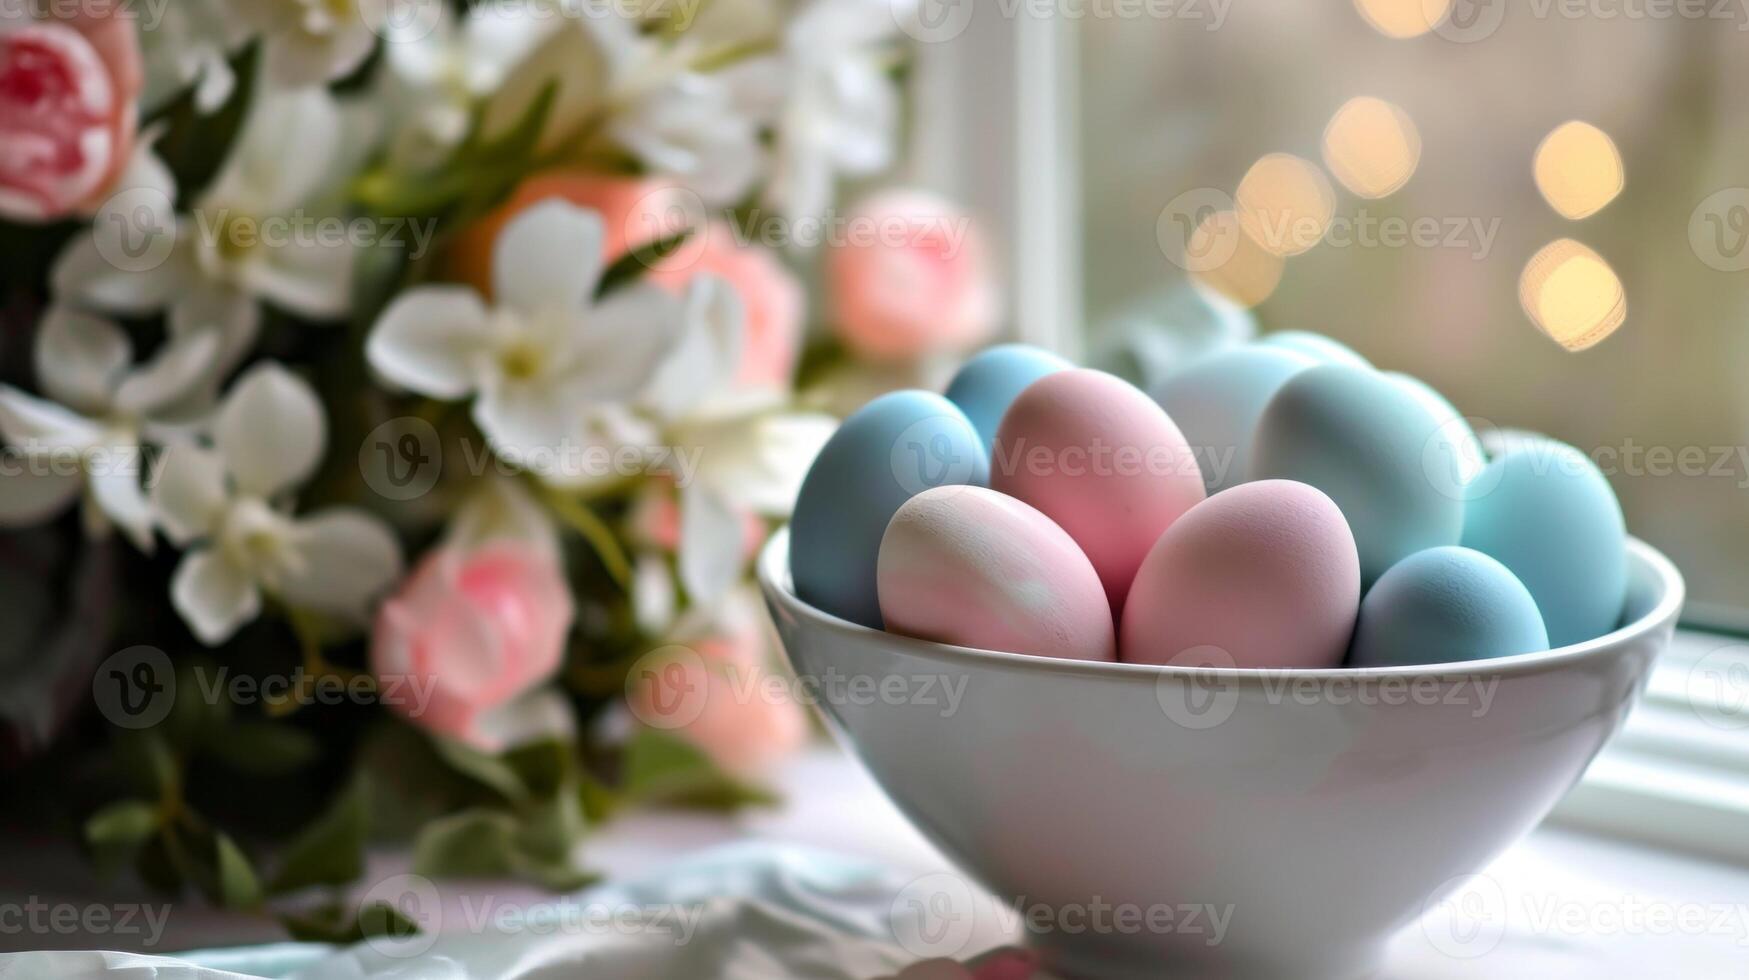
[{"xmin": 757, "ymin": 526, "xmax": 1686, "ymax": 684}]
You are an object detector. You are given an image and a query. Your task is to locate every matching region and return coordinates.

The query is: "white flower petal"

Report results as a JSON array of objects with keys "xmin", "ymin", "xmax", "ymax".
[
  {"xmin": 632, "ymin": 551, "xmax": 676, "ymax": 636},
  {"xmin": 49, "ymin": 231, "xmax": 186, "ymax": 315},
  {"xmin": 203, "ymin": 88, "xmax": 342, "ymax": 215},
  {"xmin": 571, "ymin": 283, "xmax": 685, "ymax": 400},
  {"xmin": 678, "ymin": 484, "xmax": 744, "ymax": 607},
  {"xmin": 493, "ymin": 200, "xmax": 606, "ymax": 314},
  {"xmin": 365, "ymin": 287, "xmax": 492, "ymax": 398},
  {"xmin": 696, "ymin": 410, "xmax": 838, "ymax": 515},
  {"xmin": 169, "ymin": 281, "xmax": 260, "ymax": 378},
  {"xmin": 0, "ymin": 459, "xmax": 81, "ymax": 526},
  {"xmin": 173, "ymin": 548, "xmax": 262, "ymax": 645},
  {"xmin": 150, "ymin": 442, "xmax": 228, "ymax": 545},
  {"xmin": 239, "ymin": 233, "xmax": 356, "ymax": 320},
  {"xmin": 276, "ymin": 508, "xmax": 403, "ymax": 621},
  {"xmin": 479, "ymin": 17, "xmax": 614, "ymax": 155},
  {"xmin": 640, "ymin": 276, "xmax": 743, "ymax": 421},
  {"xmin": 86, "ymin": 445, "xmax": 155, "ymax": 551},
  {"xmin": 34, "ymin": 307, "xmax": 131, "ymax": 414},
  {"xmin": 0, "ymin": 386, "xmax": 104, "ymax": 452},
  {"xmin": 215, "ymin": 364, "xmax": 326, "ymax": 497},
  {"xmin": 258, "ymin": 21, "xmax": 376, "ymax": 88},
  {"xmin": 444, "ymin": 476, "xmax": 560, "ymax": 562},
  {"xmin": 113, "ymin": 329, "xmax": 222, "ymax": 417},
  {"xmin": 472, "ymin": 379, "xmax": 584, "ymax": 462}
]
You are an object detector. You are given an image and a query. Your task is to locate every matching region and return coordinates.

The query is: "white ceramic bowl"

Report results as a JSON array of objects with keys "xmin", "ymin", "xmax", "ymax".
[{"xmin": 758, "ymin": 528, "xmax": 1683, "ymax": 979}]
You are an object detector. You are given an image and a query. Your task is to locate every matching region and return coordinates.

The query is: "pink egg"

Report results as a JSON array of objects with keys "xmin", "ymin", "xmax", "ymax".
[
  {"xmin": 878, "ymin": 486, "xmax": 1115, "ymax": 662},
  {"xmin": 1120, "ymin": 480, "xmax": 1359, "ymax": 669},
  {"xmin": 991, "ymin": 369, "xmax": 1205, "ymax": 614}
]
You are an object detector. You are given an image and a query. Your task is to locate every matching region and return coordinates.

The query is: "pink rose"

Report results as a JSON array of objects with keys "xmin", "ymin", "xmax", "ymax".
[
  {"xmin": 0, "ymin": 4, "xmax": 142, "ymax": 223},
  {"xmin": 648, "ymin": 221, "xmax": 805, "ymax": 389},
  {"xmin": 627, "ymin": 606, "xmax": 808, "ymax": 779},
  {"xmin": 826, "ymin": 190, "xmax": 999, "ymax": 362},
  {"xmin": 372, "ymin": 543, "xmax": 575, "ymax": 749},
  {"xmin": 628, "ymin": 480, "xmax": 766, "ymax": 561}
]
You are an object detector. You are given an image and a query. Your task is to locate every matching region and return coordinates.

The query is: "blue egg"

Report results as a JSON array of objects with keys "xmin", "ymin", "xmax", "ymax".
[
  {"xmin": 944, "ymin": 344, "xmax": 1072, "ymax": 453},
  {"xmin": 790, "ymin": 391, "xmax": 989, "ymax": 628},
  {"xmin": 1256, "ymin": 331, "xmax": 1371, "ymax": 369},
  {"xmin": 1461, "ymin": 438, "xmax": 1627, "ymax": 647},
  {"xmin": 1348, "ymin": 547, "xmax": 1549, "ymax": 666},
  {"xmin": 1153, "ymin": 346, "xmax": 1317, "ymax": 494},
  {"xmin": 1251, "ymin": 365, "xmax": 1465, "ymax": 588},
  {"xmin": 1383, "ymin": 372, "xmax": 1486, "ymax": 492}
]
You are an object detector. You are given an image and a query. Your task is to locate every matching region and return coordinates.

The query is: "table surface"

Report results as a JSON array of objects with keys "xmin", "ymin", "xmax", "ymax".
[{"xmin": 4, "ymin": 745, "xmax": 1749, "ymax": 976}]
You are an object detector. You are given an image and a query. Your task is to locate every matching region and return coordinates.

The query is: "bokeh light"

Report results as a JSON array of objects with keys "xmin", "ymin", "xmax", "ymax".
[
  {"xmin": 1235, "ymin": 153, "xmax": 1337, "ymax": 257},
  {"xmin": 1533, "ymin": 121, "xmax": 1625, "ymax": 220},
  {"xmin": 1353, "ymin": 0, "xmax": 1453, "ymax": 39},
  {"xmin": 1322, "ymin": 96, "xmax": 1422, "ymax": 199},
  {"xmin": 1188, "ymin": 209, "xmax": 1284, "ymax": 309},
  {"xmin": 1519, "ymin": 238, "xmax": 1627, "ymax": 351}
]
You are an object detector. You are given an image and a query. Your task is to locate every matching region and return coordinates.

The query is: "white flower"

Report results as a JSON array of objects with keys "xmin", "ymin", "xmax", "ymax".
[
  {"xmin": 482, "ymin": 15, "xmax": 764, "ymax": 205},
  {"xmin": 378, "ymin": 1, "xmax": 548, "ymax": 169},
  {"xmin": 739, "ymin": 0, "xmax": 901, "ymax": 222},
  {"xmin": 366, "ymin": 200, "xmax": 683, "ymax": 470},
  {"xmin": 139, "ymin": 0, "xmax": 251, "ymax": 113},
  {"xmin": 53, "ymin": 88, "xmax": 361, "ymax": 381},
  {"xmin": 232, "ymin": 0, "xmax": 378, "ymax": 88},
  {"xmin": 0, "ymin": 307, "xmax": 221, "ymax": 550},
  {"xmin": 152, "ymin": 364, "xmax": 403, "ymax": 645},
  {"xmin": 444, "ymin": 475, "xmax": 562, "ymax": 563},
  {"xmin": 638, "ymin": 277, "xmax": 834, "ymax": 604}
]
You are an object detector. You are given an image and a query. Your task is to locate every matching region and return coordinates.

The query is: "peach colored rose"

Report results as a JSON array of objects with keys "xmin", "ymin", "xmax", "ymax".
[
  {"xmin": 0, "ymin": 4, "xmax": 142, "ymax": 223},
  {"xmin": 647, "ymin": 221, "xmax": 804, "ymax": 390},
  {"xmin": 446, "ymin": 171, "xmax": 684, "ymax": 299},
  {"xmin": 372, "ymin": 542, "xmax": 575, "ymax": 748},
  {"xmin": 826, "ymin": 190, "xmax": 999, "ymax": 362},
  {"xmin": 628, "ymin": 607, "xmax": 808, "ymax": 779}
]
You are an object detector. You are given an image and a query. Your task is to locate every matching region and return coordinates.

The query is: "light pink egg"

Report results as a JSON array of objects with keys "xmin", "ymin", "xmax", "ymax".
[
  {"xmin": 878, "ymin": 486, "xmax": 1115, "ymax": 662},
  {"xmin": 991, "ymin": 369, "xmax": 1205, "ymax": 615},
  {"xmin": 1120, "ymin": 480, "xmax": 1359, "ymax": 669}
]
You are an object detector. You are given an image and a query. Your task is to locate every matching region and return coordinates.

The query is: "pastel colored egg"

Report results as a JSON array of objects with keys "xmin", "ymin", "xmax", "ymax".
[
  {"xmin": 878, "ymin": 486, "xmax": 1115, "ymax": 662},
  {"xmin": 1348, "ymin": 546, "xmax": 1549, "ymax": 667},
  {"xmin": 1383, "ymin": 372, "xmax": 1487, "ymax": 491},
  {"xmin": 944, "ymin": 344, "xmax": 1073, "ymax": 453},
  {"xmin": 1250, "ymin": 365, "xmax": 1466, "ymax": 588},
  {"xmin": 790, "ymin": 390, "xmax": 989, "ymax": 628},
  {"xmin": 1154, "ymin": 345, "xmax": 1318, "ymax": 494},
  {"xmin": 1120, "ymin": 480, "xmax": 1360, "ymax": 669},
  {"xmin": 992, "ymin": 369, "xmax": 1205, "ymax": 614},
  {"xmin": 1255, "ymin": 331, "xmax": 1371, "ymax": 368},
  {"xmin": 1461, "ymin": 438, "xmax": 1627, "ymax": 646}
]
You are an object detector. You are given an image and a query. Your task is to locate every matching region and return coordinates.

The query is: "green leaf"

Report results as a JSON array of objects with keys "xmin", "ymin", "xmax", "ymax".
[
  {"xmin": 620, "ymin": 729, "xmax": 779, "ymax": 812},
  {"xmin": 411, "ymin": 808, "xmax": 521, "ymax": 879},
  {"xmin": 204, "ymin": 721, "xmax": 321, "ymax": 776},
  {"xmin": 213, "ymin": 833, "xmax": 263, "ymax": 910},
  {"xmin": 84, "ymin": 800, "xmax": 160, "ymax": 877},
  {"xmin": 268, "ymin": 780, "xmax": 369, "ymax": 895},
  {"xmin": 357, "ymin": 900, "xmax": 423, "ymax": 942},
  {"xmin": 85, "ymin": 800, "xmax": 159, "ymax": 847},
  {"xmin": 431, "ymin": 737, "xmax": 529, "ymax": 803},
  {"xmin": 596, "ymin": 229, "xmax": 695, "ymax": 298}
]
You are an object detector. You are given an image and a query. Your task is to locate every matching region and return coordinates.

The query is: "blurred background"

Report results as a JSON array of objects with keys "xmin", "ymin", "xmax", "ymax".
[{"xmin": 930, "ymin": 0, "xmax": 1749, "ymax": 623}]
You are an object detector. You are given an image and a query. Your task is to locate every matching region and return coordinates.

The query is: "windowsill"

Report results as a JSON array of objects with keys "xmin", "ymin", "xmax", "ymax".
[{"xmin": 1548, "ymin": 627, "xmax": 1749, "ymax": 865}]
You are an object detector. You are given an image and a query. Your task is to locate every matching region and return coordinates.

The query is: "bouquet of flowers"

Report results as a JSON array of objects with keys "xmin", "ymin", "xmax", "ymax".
[{"xmin": 0, "ymin": 0, "xmax": 998, "ymax": 937}]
